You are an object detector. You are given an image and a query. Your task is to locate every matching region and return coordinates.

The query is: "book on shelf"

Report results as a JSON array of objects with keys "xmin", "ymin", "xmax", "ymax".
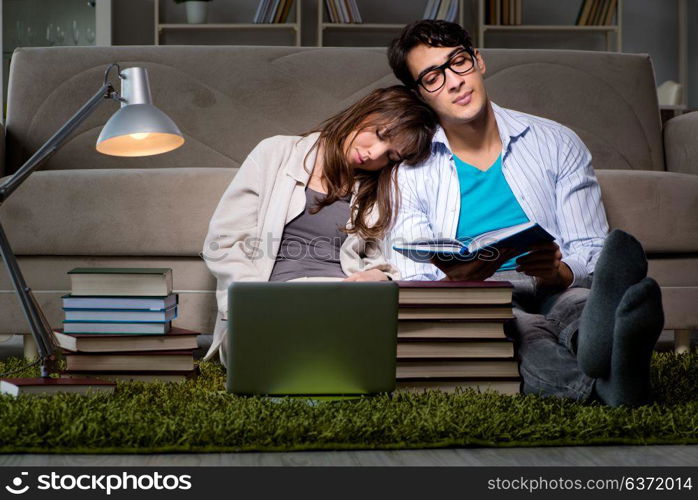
[
  {"xmin": 399, "ymin": 306, "xmax": 514, "ymax": 321},
  {"xmin": 577, "ymin": 0, "xmax": 616, "ymax": 26},
  {"xmin": 397, "ymin": 280, "xmax": 513, "ymax": 305},
  {"xmin": 398, "ymin": 320, "xmax": 507, "ymax": 339},
  {"xmin": 486, "ymin": 0, "xmax": 522, "ymax": 25},
  {"xmin": 422, "ymin": 0, "xmax": 432, "ymax": 18},
  {"xmin": 61, "ymin": 370, "xmax": 199, "ymax": 383},
  {"xmin": 281, "ymin": 0, "xmax": 295, "ymax": 23},
  {"xmin": 397, "ymin": 340, "xmax": 514, "ymax": 359},
  {"xmin": 446, "ymin": 0, "xmax": 459, "ymax": 23},
  {"xmin": 339, "ymin": 0, "xmax": 351, "ymax": 23},
  {"xmin": 576, "ymin": 0, "xmax": 595, "ymax": 25},
  {"xmin": 63, "ymin": 350, "xmax": 196, "ymax": 372},
  {"xmin": 325, "ymin": 0, "xmax": 337, "ymax": 23},
  {"xmin": 393, "ymin": 221, "xmax": 554, "ymax": 264},
  {"xmin": 0, "ymin": 377, "xmax": 116, "ymax": 396},
  {"xmin": 603, "ymin": 0, "xmax": 617, "ymax": 25},
  {"xmin": 53, "ymin": 327, "xmax": 199, "ymax": 353},
  {"xmin": 325, "ymin": 0, "xmax": 361, "ymax": 24},
  {"xmin": 396, "ymin": 379, "xmax": 520, "ymax": 395},
  {"xmin": 62, "ymin": 321, "xmax": 171, "ymax": 335},
  {"xmin": 63, "ymin": 305, "xmax": 177, "ymax": 323},
  {"xmin": 67, "ymin": 268, "xmax": 173, "ymax": 297},
  {"xmin": 253, "ymin": 0, "xmax": 267, "ymax": 23},
  {"xmin": 396, "ymin": 360, "xmax": 520, "ymax": 378},
  {"xmin": 61, "ymin": 293, "xmax": 178, "ymax": 311},
  {"xmin": 436, "ymin": 0, "xmax": 451, "ymax": 21}
]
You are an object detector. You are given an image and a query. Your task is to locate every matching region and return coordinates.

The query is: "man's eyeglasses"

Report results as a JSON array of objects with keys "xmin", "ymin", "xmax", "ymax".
[{"xmin": 414, "ymin": 47, "xmax": 477, "ymax": 93}]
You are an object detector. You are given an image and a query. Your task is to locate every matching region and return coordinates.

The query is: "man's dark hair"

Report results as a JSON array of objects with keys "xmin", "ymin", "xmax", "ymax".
[{"xmin": 388, "ymin": 20, "xmax": 474, "ymax": 88}]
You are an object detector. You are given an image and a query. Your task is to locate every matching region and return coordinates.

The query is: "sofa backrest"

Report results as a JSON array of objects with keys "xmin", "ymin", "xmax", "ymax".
[{"xmin": 4, "ymin": 46, "xmax": 664, "ymax": 175}]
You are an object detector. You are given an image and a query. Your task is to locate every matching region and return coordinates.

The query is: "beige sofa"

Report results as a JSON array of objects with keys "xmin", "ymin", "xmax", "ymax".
[{"xmin": 0, "ymin": 46, "xmax": 696, "ymax": 355}]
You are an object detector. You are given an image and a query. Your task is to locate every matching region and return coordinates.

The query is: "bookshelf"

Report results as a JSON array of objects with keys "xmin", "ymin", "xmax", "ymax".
[
  {"xmin": 154, "ymin": 0, "xmax": 302, "ymax": 47},
  {"xmin": 477, "ymin": 0, "xmax": 623, "ymax": 52},
  {"xmin": 317, "ymin": 0, "xmax": 465, "ymax": 47}
]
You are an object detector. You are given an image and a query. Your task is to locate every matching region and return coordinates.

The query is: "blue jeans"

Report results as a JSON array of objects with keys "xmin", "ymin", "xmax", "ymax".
[{"xmin": 493, "ymin": 271, "xmax": 596, "ymax": 401}]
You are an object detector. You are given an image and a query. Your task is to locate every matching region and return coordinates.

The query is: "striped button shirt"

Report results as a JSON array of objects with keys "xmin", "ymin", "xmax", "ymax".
[{"xmin": 386, "ymin": 102, "xmax": 609, "ymax": 287}]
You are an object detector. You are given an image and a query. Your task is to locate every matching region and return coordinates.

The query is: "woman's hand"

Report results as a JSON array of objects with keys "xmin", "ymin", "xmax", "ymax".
[{"xmin": 344, "ymin": 269, "xmax": 389, "ymax": 281}]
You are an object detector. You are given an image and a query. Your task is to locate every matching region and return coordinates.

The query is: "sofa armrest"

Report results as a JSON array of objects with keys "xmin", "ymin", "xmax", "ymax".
[
  {"xmin": 596, "ymin": 170, "xmax": 698, "ymax": 253},
  {"xmin": 664, "ymin": 111, "xmax": 698, "ymax": 175}
]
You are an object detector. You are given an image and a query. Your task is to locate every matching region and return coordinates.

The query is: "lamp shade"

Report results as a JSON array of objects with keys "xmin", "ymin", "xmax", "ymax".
[{"xmin": 96, "ymin": 67, "xmax": 184, "ymax": 157}]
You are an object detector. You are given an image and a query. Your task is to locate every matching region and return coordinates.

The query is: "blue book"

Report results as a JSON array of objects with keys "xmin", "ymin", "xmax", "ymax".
[
  {"xmin": 392, "ymin": 222, "xmax": 555, "ymax": 264},
  {"xmin": 63, "ymin": 306, "xmax": 178, "ymax": 323}
]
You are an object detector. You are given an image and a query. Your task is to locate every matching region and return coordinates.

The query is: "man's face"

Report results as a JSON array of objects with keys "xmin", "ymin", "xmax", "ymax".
[{"xmin": 406, "ymin": 44, "xmax": 488, "ymax": 126}]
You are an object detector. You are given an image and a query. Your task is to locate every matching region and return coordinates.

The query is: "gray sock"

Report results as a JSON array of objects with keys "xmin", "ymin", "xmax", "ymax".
[
  {"xmin": 577, "ymin": 230, "xmax": 648, "ymax": 378},
  {"xmin": 594, "ymin": 277, "xmax": 664, "ymax": 407}
]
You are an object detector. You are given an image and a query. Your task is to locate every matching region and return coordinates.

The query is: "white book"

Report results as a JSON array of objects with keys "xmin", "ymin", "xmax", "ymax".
[{"xmin": 393, "ymin": 221, "xmax": 554, "ymax": 264}]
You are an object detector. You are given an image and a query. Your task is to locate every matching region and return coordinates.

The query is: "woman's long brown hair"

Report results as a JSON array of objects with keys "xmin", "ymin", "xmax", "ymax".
[{"xmin": 302, "ymin": 86, "xmax": 437, "ymax": 240}]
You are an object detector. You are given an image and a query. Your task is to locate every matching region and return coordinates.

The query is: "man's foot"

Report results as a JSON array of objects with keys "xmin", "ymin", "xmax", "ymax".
[
  {"xmin": 594, "ymin": 277, "xmax": 664, "ymax": 407},
  {"xmin": 577, "ymin": 230, "xmax": 648, "ymax": 377}
]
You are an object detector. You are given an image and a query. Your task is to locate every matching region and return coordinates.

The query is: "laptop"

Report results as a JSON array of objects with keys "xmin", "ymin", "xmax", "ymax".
[{"xmin": 226, "ymin": 281, "xmax": 398, "ymax": 398}]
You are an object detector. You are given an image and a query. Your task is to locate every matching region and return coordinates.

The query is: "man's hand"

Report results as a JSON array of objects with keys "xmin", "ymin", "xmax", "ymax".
[
  {"xmin": 431, "ymin": 248, "xmax": 518, "ymax": 281},
  {"xmin": 344, "ymin": 269, "xmax": 389, "ymax": 282},
  {"xmin": 515, "ymin": 241, "xmax": 573, "ymax": 289}
]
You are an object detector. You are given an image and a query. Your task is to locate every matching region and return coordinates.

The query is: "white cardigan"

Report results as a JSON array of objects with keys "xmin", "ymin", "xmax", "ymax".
[{"xmin": 202, "ymin": 133, "xmax": 400, "ymax": 362}]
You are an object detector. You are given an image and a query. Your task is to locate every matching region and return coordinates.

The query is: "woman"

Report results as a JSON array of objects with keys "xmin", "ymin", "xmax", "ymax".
[{"xmin": 202, "ymin": 86, "xmax": 437, "ymax": 365}]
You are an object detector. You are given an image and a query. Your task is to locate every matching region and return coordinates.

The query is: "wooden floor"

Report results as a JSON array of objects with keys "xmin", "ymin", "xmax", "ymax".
[
  {"xmin": 1, "ymin": 332, "xmax": 695, "ymax": 467},
  {"xmin": 0, "ymin": 446, "xmax": 696, "ymax": 466}
]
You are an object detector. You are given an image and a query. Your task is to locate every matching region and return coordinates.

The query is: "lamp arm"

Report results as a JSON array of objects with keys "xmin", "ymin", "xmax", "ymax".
[
  {"xmin": 0, "ymin": 77, "xmax": 119, "ymax": 375},
  {"xmin": 0, "ymin": 82, "xmax": 116, "ymax": 204}
]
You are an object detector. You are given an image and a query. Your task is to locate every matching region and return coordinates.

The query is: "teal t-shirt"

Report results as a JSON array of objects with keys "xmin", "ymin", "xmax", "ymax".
[{"xmin": 454, "ymin": 154, "xmax": 529, "ymax": 271}]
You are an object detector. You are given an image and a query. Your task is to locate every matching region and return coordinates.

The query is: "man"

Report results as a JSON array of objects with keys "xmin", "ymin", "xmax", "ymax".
[{"xmin": 386, "ymin": 20, "xmax": 664, "ymax": 407}]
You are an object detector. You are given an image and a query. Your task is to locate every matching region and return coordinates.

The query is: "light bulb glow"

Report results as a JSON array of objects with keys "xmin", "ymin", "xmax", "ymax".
[{"xmin": 129, "ymin": 132, "xmax": 151, "ymax": 140}]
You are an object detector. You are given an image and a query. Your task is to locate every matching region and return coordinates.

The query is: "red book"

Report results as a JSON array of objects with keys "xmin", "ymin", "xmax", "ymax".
[
  {"xmin": 397, "ymin": 280, "xmax": 513, "ymax": 306},
  {"xmin": 0, "ymin": 377, "xmax": 115, "ymax": 396}
]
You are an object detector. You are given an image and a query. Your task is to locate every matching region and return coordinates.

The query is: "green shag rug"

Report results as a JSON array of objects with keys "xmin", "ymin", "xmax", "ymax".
[{"xmin": 0, "ymin": 351, "xmax": 696, "ymax": 454}]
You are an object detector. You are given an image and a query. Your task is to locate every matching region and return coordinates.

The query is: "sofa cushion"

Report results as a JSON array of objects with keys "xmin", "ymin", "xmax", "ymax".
[
  {"xmin": 0, "ymin": 168, "xmax": 234, "ymax": 256},
  {"xmin": 596, "ymin": 170, "xmax": 698, "ymax": 253},
  {"xmin": 4, "ymin": 47, "xmax": 664, "ymax": 177},
  {"xmin": 3, "ymin": 167, "xmax": 697, "ymax": 257}
]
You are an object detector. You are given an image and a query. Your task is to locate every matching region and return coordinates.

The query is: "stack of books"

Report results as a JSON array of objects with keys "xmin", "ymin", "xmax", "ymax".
[
  {"xmin": 395, "ymin": 281, "xmax": 521, "ymax": 395},
  {"xmin": 485, "ymin": 0, "xmax": 523, "ymax": 25},
  {"xmin": 423, "ymin": 0, "xmax": 459, "ymax": 22},
  {"xmin": 56, "ymin": 268, "xmax": 199, "ymax": 382},
  {"xmin": 576, "ymin": 0, "xmax": 618, "ymax": 26},
  {"xmin": 253, "ymin": 0, "xmax": 295, "ymax": 24},
  {"xmin": 325, "ymin": 0, "xmax": 362, "ymax": 24}
]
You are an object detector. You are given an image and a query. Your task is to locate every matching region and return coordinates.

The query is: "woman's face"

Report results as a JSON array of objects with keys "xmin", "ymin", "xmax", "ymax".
[{"xmin": 343, "ymin": 122, "xmax": 405, "ymax": 172}]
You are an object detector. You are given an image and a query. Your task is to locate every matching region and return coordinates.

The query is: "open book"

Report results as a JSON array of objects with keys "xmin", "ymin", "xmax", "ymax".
[{"xmin": 393, "ymin": 222, "xmax": 555, "ymax": 264}]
